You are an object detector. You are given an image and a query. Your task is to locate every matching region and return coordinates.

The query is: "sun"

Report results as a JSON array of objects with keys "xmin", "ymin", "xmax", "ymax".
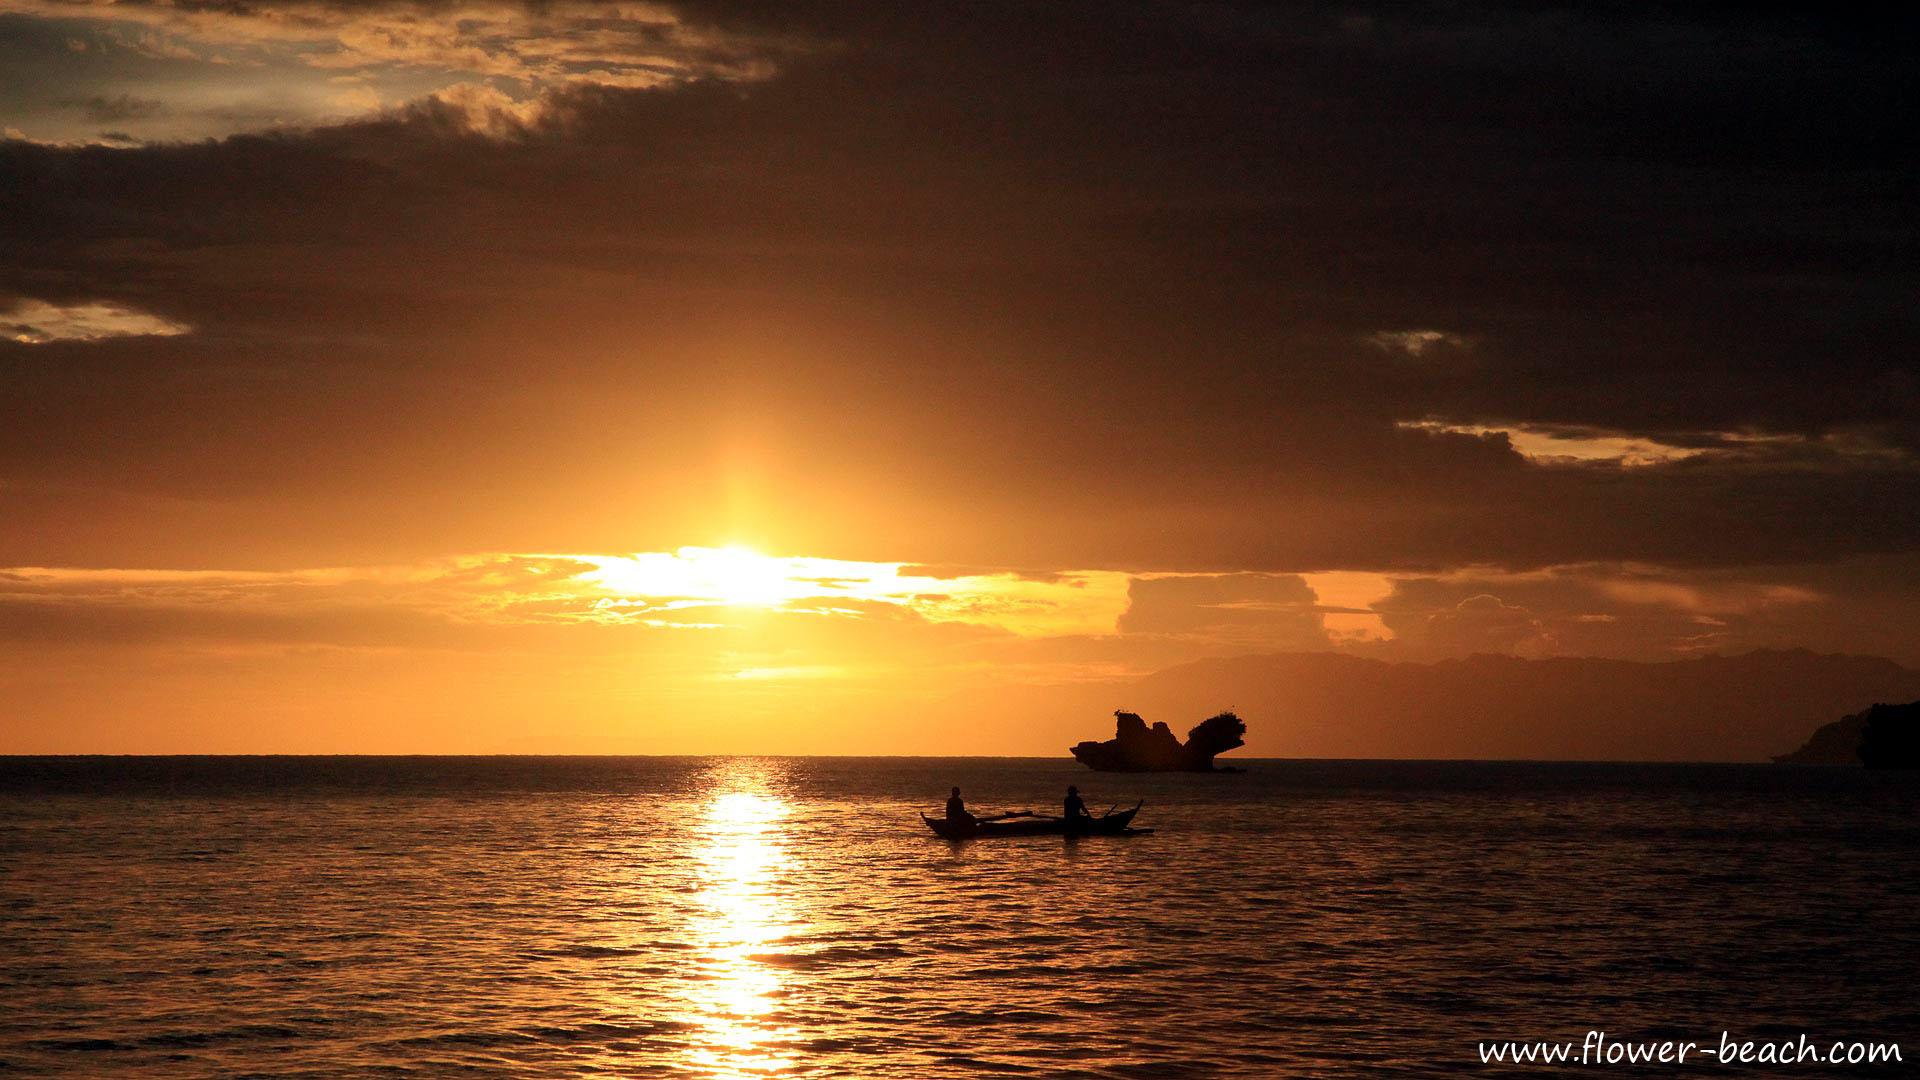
[
  {"xmin": 578, "ymin": 544, "xmax": 808, "ymax": 609},
  {"xmin": 692, "ymin": 544, "xmax": 800, "ymax": 608}
]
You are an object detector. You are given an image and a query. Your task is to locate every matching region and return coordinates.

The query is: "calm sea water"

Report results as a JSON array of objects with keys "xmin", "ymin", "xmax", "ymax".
[{"xmin": 2, "ymin": 757, "xmax": 1917, "ymax": 1077}]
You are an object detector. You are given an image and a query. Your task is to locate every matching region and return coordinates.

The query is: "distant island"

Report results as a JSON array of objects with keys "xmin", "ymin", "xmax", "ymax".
[
  {"xmin": 963, "ymin": 649, "xmax": 1920, "ymax": 762},
  {"xmin": 1071, "ymin": 710, "xmax": 1246, "ymax": 772},
  {"xmin": 1775, "ymin": 701, "xmax": 1920, "ymax": 768}
]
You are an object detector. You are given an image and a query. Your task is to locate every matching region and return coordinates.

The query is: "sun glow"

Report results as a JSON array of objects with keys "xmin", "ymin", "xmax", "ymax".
[
  {"xmin": 578, "ymin": 545, "xmax": 805, "ymax": 608},
  {"xmin": 571, "ymin": 546, "xmax": 1131, "ymax": 636}
]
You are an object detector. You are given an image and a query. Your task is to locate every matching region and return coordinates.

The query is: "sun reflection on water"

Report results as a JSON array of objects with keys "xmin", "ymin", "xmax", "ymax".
[{"xmin": 681, "ymin": 765, "xmax": 805, "ymax": 1078}]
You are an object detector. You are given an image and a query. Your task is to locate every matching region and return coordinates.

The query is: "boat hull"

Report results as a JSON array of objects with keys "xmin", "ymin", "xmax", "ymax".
[{"xmin": 921, "ymin": 804, "xmax": 1146, "ymax": 840}]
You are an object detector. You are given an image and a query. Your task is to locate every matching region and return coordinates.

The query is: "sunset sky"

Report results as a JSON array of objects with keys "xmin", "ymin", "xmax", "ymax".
[{"xmin": 2, "ymin": 4, "xmax": 1916, "ymax": 753}]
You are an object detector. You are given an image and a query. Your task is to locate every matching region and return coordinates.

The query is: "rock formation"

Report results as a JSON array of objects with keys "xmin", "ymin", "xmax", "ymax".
[{"xmin": 1070, "ymin": 710, "xmax": 1246, "ymax": 772}]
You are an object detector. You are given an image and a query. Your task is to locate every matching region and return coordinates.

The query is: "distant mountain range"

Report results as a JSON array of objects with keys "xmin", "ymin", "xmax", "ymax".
[{"xmin": 966, "ymin": 649, "xmax": 1920, "ymax": 763}]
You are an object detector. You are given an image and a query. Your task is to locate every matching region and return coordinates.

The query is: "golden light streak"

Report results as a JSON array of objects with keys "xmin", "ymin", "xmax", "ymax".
[{"xmin": 680, "ymin": 765, "xmax": 803, "ymax": 1078}]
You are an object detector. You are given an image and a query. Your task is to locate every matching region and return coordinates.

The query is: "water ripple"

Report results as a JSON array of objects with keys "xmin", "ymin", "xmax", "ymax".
[{"xmin": 2, "ymin": 757, "xmax": 1917, "ymax": 1076}]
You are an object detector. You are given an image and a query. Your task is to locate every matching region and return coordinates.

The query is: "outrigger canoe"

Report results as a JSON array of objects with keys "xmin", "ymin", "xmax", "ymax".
[{"xmin": 921, "ymin": 802, "xmax": 1151, "ymax": 840}]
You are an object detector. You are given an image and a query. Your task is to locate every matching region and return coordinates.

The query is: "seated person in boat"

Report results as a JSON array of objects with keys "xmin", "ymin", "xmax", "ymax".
[
  {"xmin": 1064, "ymin": 785, "xmax": 1093, "ymax": 831},
  {"xmin": 945, "ymin": 787, "xmax": 976, "ymax": 827}
]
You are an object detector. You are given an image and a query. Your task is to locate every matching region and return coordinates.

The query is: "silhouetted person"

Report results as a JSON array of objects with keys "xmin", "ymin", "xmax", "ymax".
[
  {"xmin": 945, "ymin": 786, "xmax": 976, "ymax": 826},
  {"xmin": 1064, "ymin": 785, "xmax": 1092, "ymax": 834}
]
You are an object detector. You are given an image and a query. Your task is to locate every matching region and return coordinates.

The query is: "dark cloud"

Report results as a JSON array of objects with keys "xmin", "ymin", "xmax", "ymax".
[
  {"xmin": 0, "ymin": 1, "xmax": 1914, "ymax": 577},
  {"xmin": 68, "ymin": 93, "xmax": 165, "ymax": 122}
]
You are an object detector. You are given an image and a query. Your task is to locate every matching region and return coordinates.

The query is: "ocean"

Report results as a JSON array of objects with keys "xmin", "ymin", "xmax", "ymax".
[{"xmin": 2, "ymin": 757, "xmax": 1917, "ymax": 1077}]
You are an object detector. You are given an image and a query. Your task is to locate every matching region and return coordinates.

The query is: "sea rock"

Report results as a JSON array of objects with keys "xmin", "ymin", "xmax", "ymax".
[{"xmin": 1071, "ymin": 710, "xmax": 1246, "ymax": 772}]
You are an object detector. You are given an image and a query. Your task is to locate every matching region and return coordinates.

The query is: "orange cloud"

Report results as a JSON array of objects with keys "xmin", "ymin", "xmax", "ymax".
[{"xmin": 0, "ymin": 0, "xmax": 794, "ymax": 141}]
